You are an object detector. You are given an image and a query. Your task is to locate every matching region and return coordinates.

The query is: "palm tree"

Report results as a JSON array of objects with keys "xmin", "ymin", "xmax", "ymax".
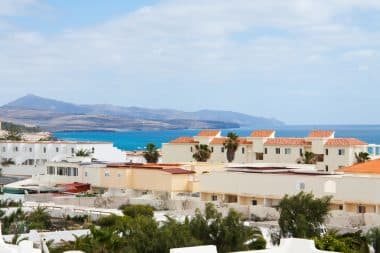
[
  {"xmin": 143, "ymin": 143, "xmax": 160, "ymax": 163},
  {"xmin": 355, "ymin": 152, "xmax": 370, "ymax": 164},
  {"xmin": 1, "ymin": 158, "xmax": 15, "ymax": 167},
  {"xmin": 224, "ymin": 132, "xmax": 239, "ymax": 163},
  {"xmin": 299, "ymin": 151, "xmax": 317, "ymax": 164},
  {"xmin": 192, "ymin": 144, "xmax": 212, "ymax": 162},
  {"xmin": 75, "ymin": 149, "xmax": 91, "ymax": 157}
]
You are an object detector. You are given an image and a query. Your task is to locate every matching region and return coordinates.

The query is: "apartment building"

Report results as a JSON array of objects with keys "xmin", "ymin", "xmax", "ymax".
[
  {"xmin": 199, "ymin": 161, "xmax": 380, "ymax": 214},
  {"xmin": 0, "ymin": 141, "xmax": 126, "ymax": 176},
  {"xmin": 161, "ymin": 130, "xmax": 369, "ymax": 172}
]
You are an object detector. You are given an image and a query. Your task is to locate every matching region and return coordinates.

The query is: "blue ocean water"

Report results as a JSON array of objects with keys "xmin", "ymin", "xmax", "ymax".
[{"xmin": 54, "ymin": 125, "xmax": 380, "ymax": 151}]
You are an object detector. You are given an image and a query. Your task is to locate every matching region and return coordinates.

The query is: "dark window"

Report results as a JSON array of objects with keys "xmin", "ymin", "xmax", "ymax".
[
  {"xmin": 71, "ymin": 148, "xmax": 75, "ymax": 154},
  {"xmin": 56, "ymin": 147, "xmax": 59, "ymax": 152},
  {"xmin": 221, "ymin": 147, "xmax": 225, "ymax": 153},
  {"xmin": 92, "ymin": 147, "xmax": 95, "ymax": 153},
  {"xmin": 275, "ymin": 148, "xmax": 281, "ymax": 154},
  {"xmin": 358, "ymin": 205, "xmax": 366, "ymax": 213},
  {"xmin": 190, "ymin": 147, "xmax": 193, "ymax": 152},
  {"xmin": 325, "ymin": 149, "xmax": 329, "ymax": 155},
  {"xmin": 29, "ymin": 148, "xmax": 32, "ymax": 152},
  {"xmin": 242, "ymin": 147, "xmax": 245, "ymax": 154},
  {"xmin": 43, "ymin": 147, "xmax": 47, "ymax": 153},
  {"xmin": 264, "ymin": 148, "xmax": 268, "ymax": 154},
  {"xmin": 212, "ymin": 195, "xmax": 218, "ymax": 201},
  {"xmin": 338, "ymin": 149, "xmax": 345, "ymax": 156},
  {"xmin": 325, "ymin": 165, "xmax": 329, "ymax": 172},
  {"xmin": 300, "ymin": 149, "xmax": 303, "ymax": 156},
  {"xmin": 256, "ymin": 153, "xmax": 264, "ymax": 160},
  {"xmin": 339, "ymin": 205, "xmax": 343, "ymax": 210},
  {"xmin": 211, "ymin": 147, "xmax": 214, "ymax": 152},
  {"xmin": 15, "ymin": 147, "xmax": 18, "ymax": 152},
  {"xmin": 252, "ymin": 200, "xmax": 257, "ymax": 206}
]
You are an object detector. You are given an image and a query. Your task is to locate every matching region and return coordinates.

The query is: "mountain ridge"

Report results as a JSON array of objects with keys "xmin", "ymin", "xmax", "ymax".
[{"xmin": 0, "ymin": 94, "xmax": 284, "ymax": 131}]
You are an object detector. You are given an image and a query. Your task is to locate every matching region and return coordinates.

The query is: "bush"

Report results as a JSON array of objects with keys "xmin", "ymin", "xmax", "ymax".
[{"xmin": 119, "ymin": 204, "xmax": 155, "ymax": 218}]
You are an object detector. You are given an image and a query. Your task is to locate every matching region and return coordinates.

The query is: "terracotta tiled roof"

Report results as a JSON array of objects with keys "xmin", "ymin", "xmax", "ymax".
[
  {"xmin": 308, "ymin": 130, "xmax": 334, "ymax": 138},
  {"xmin": 162, "ymin": 168, "xmax": 195, "ymax": 174},
  {"xmin": 210, "ymin": 138, "xmax": 226, "ymax": 145},
  {"xmin": 324, "ymin": 138, "xmax": 367, "ymax": 147},
  {"xmin": 210, "ymin": 137, "xmax": 253, "ymax": 145},
  {"xmin": 250, "ymin": 130, "xmax": 275, "ymax": 138},
  {"xmin": 170, "ymin": 137, "xmax": 199, "ymax": 144},
  {"xmin": 196, "ymin": 130, "xmax": 221, "ymax": 137},
  {"xmin": 337, "ymin": 158, "xmax": 379, "ymax": 174},
  {"xmin": 265, "ymin": 138, "xmax": 312, "ymax": 146}
]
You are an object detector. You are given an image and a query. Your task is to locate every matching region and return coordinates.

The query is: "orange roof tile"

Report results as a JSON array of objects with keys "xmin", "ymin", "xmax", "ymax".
[
  {"xmin": 170, "ymin": 137, "xmax": 199, "ymax": 144},
  {"xmin": 324, "ymin": 138, "xmax": 367, "ymax": 147},
  {"xmin": 337, "ymin": 158, "xmax": 379, "ymax": 174},
  {"xmin": 210, "ymin": 137, "xmax": 226, "ymax": 145},
  {"xmin": 308, "ymin": 130, "xmax": 334, "ymax": 138},
  {"xmin": 265, "ymin": 138, "xmax": 312, "ymax": 146},
  {"xmin": 210, "ymin": 137, "xmax": 253, "ymax": 145},
  {"xmin": 250, "ymin": 130, "xmax": 275, "ymax": 138},
  {"xmin": 197, "ymin": 130, "xmax": 221, "ymax": 137}
]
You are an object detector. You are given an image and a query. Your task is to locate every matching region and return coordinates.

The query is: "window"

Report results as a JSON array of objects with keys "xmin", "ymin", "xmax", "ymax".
[
  {"xmin": 264, "ymin": 148, "xmax": 268, "ymax": 154},
  {"xmin": 57, "ymin": 167, "xmax": 65, "ymax": 176},
  {"xmin": 256, "ymin": 153, "xmax": 264, "ymax": 160},
  {"xmin": 43, "ymin": 147, "xmax": 47, "ymax": 153},
  {"xmin": 285, "ymin": 148, "xmax": 291, "ymax": 155},
  {"xmin": 73, "ymin": 168, "xmax": 78, "ymax": 176},
  {"xmin": 299, "ymin": 149, "xmax": 303, "ymax": 156},
  {"xmin": 71, "ymin": 148, "xmax": 75, "ymax": 154},
  {"xmin": 47, "ymin": 166, "xmax": 55, "ymax": 175},
  {"xmin": 211, "ymin": 195, "xmax": 218, "ymax": 201},
  {"xmin": 325, "ymin": 165, "xmax": 329, "ymax": 172},
  {"xmin": 221, "ymin": 147, "xmax": 225, "ymax": 153},
  {"xmin": 190, "ymin": 147, "xmax": 193, "ymax": 152},
  {"xmin": 92, "ymin": 147, "xmax": 95, "ymax": 153},
  {"xmin": 105, "ymin": 171, "xmax": 110, "ymax": 177},
  {"xmin": 358, "ymin": 205, "xmax": 366, "ymax": 214},
  {"xmin": 85, "ymin": 172, "xmax": 88, "ymax": 177},
  {"xmin": 29, "ymin": 148, "xmax": 32, "ymax": 152},
  {"xmin": 56, "ymin": 147, "xmax": 59, "ymax": 152},
  {"xmin": 325, "ymin": 149, "xmax": 329, "ymax": 155},
  {"xmin": 242, "ymin": 147, "xmax": 245, "ymax": 154},
  {"xmin": 15, "ymin": 147, "xmax": 18, "ymax": 152},
  {"xmin": 338, "ymin": 149, "xmax": 345, "ymax": 156},
  {"xmin": 275, "ymin": 148, "xmax": 281, "ymax": 154},
  {"xmin": 211, "ymin": 147, "xmax": 214, "ymax": 152},
  {"xmin": 297, "ymin": 182, "xmax": 305, "ymax": 191},
  {"xmin": 2, "ymin": 147, "xmax": 5, "ymax": 152},
  {"xmin": 339, "ymin": 205, "xmax": 343, "ymax": 210},
  {"xmin": 252, "ymin": 200, "xmax": 258, "ymax": 206}
]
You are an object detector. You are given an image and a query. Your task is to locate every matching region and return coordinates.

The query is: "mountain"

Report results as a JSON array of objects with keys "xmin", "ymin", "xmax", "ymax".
[{"xmin": 0, "ymin": 94, "xmax": 284, "ymax": 131}]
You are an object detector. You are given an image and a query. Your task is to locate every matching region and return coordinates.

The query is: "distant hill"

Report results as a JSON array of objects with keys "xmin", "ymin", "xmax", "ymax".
[{"xmin": 0, "ymin": 94, "xmax": 284, "ymax": 131}]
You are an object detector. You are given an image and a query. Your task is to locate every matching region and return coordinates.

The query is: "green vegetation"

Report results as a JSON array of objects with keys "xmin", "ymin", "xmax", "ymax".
[
  {"xmin": 0, "ymin": 125, "xmax": 23, "ymax": 141},
  {"xmin": 278, "ymin": 192, "xmax": 331, "ymax": 238},
  {"xmin": 299, "ymin": 151, "xmax": 317, "ymax": 164},
  {"xmin": 75, "ymin": 149, "xmax": 91, "ymax": 157},
  {"xmin": 366, "ymin": 227, "xmax": 380, "ymax": 253},
  {"xmin": 192, "ymin": 144, "xmax": 212, "ymax": 162},
  {"xmin": 0, "ymin": 199, "xmax": 22, "ymax": 208},
  {"xmin": 51, "ymin": 203, "xmax": 266, "ymax": 253},
  {"xmin": 1, "ymin": 158, "xmax": 15, "ymax": 167},
  {"xmin": 315, "ymin": 231, "xmax": 370, "ymax": 253},
  {"xmin": 223, "ymin": 132, "xmax": 239, "ymax": 162},
  {"xmin": 1, "ymin": 121, "xmax": 41, "ymax": 133},
  {"xmin": 355, "ymin": 152, "xmax": 371, "ymax": 164},
  {"xmin": 143, "ymin": 143, "xmax": 160, "ymax": 163}
]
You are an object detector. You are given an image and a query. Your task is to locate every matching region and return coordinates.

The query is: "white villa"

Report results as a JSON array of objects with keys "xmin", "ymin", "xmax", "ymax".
[{"xmin": 162, "ymin": 130, "xmax": 377, "ymax": 172}]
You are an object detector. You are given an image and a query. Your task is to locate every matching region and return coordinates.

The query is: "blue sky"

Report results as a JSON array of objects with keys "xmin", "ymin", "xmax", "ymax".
[{"xmin": 0, "ymin": 0, "xmax": 379, "ymax": 124}]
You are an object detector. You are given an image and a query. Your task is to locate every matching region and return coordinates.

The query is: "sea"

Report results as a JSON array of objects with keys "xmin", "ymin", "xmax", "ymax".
[{"xmin": 54, "ymin": 125, "xmax": 380, "ymax": 151}]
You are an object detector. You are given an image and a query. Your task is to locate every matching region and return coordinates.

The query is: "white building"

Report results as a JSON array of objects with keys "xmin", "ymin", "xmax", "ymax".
[
  {"xmin": 162, "ymin": 130, "xmax": 373, "ymax": 172},
  {"xmin": 0, "ymin": 141, "xmax": 125, "ymax": 176}
]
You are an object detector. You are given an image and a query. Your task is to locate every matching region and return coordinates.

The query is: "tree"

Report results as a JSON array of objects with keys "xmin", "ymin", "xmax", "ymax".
[
  {"xmin": 367, "ymin": 227, "xmax": 380, "ymax": 253},
  {"xmin": 26, "ymin": 206, "xmax": 52, "ymax": 230},
  {"xmin": 192, "ymin": 144, "xmax": 212, "ymax": 162},
  {"xmin": 119, "ymin": 204, "xmax": 155, "ymax": 218},
  {"xmin": 278, "ymin": 192, "xmax": 331, "ymax": 238},
  {"xmin": 355, "ymin": 152, "xmax": 371, "ymax": 164},
  {"xmin": 223, "ymin": 132, "xmax": 239, "ymax": 163},
  {"xmin": 143, "ymin": 143, "xmax": 160, "ymax": 163},
  {"xmin": 299, "ymin": 151, "xmax": 317, "ymax": 164},
  {"xmin": 4, "ymin": 125, "xmax": 23, "ymax": 141}
]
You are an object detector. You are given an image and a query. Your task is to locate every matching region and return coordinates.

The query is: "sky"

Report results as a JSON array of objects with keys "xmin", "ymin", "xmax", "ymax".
[{"xmin": 0, "ymin": 0, "xmax": 379, "ymax": 125}]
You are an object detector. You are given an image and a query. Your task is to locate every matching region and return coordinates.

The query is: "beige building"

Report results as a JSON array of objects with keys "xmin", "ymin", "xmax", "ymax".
[
  {"xmin": 162, "ymin": 130, "xmax": 370, "ymax": 172},
  {"xmin": 199, "ymin": 161, "xmax": 380, "ymax": 214},
  {"xmin": 36, "ymin": 162, "xmax": 225, "ymax": 196}
]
